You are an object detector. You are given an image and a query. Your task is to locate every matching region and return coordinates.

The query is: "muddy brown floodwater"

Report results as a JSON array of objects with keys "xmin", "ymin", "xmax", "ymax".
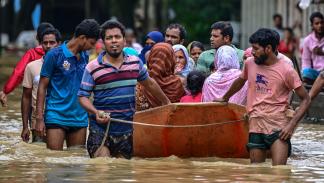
[{"xmin": 1, "ymin": 71, "xmax": 324, "ymax": 182}]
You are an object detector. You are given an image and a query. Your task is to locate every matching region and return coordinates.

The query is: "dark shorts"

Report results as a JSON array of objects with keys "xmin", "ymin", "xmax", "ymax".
[
  {"xmin": 87, "ymin": 128, "xmax": 133, "ymax": 159},
  {"xmin": 246, "ymin": 131, "xmax": 291, "ymax": 157},
  {"xmin": 46, "ymin": 123, "xmax": 85, "ymax": 133}
]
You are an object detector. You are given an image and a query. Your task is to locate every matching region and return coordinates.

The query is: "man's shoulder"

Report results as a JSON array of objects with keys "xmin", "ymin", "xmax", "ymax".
[
  {"xmin": 85, "ymin": 58, "xmax": 100, "ymax": 71},
  {"xmin": 201, "ymin": 49, "xmax": 215, "ymax": 56},
  {"xmin": 277, "ymin": 53, "xmax": 294, "ymax": 68},
  {"xmin": 277, "ymin": 58, "xmax": 295, "ymax": 71},
  {"xmin": 198, "ymin": 49, "xmax": 216, "ymax": 63},
  {"xmin": 26, "ymin": 58, "xmax": 43, "ymax": 68},
  {"xmin": 125, "ymin": 54, "xmax": 141, "ymax": 62},
  {"xmin": 245, "ymin": 57, "xmax": 254, "ymax": 65},
  {"xmin": 46, "ymin": 46, "xmax": 63, "ymax": 57},
  {"xmin": 303, "ymin": 33, "xmax": 314, "ymax": 44}
]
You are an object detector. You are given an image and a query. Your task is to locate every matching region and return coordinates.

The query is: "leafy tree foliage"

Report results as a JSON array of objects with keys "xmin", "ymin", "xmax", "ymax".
[{"xmin": 168, "ymin": 0, "xmax": 240, "ymax": 45}]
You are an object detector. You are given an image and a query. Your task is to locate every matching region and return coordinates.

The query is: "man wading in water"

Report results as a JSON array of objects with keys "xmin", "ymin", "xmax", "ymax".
[
  {"xmin": 216, "ymin": 28, "xmax": 310, "ymax": 165},
  {"xmin": 35, "ymin": 19, "xmax": 100, "ymax": 150},
  {"xmin": 21, "ymin": 27, "xmax": 61, "ymax": 143},
  {"xmin": 78, "ymin": 20, "xmax": 170, "ymax": 159}
]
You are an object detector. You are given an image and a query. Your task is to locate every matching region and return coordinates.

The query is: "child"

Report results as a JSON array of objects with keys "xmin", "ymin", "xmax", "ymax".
[{"xmin": 180, "ymin": 70, "xmax": 206, "ymax": 103}]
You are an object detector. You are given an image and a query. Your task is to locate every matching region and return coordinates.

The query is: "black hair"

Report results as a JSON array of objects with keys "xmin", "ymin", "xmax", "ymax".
[
  {"xmin": 249, "ymin": 28, "xmax": 279, "ymax": 51},
  {"xmin": 273, "ymin": 13, "xmax": 282, "ymax": 21},
  {"xmin": 166, "ymin": 23, "xmax": 187, "ymax": 40},
  {"xmin": 310, "ymin": 12, "xmax": 324, "ymax": 24},
  {"xmin": 40, "ymin": 27, "xmax": 62, "ymax": 43},
  {"xmin": 210, "ymin": 21, "xmax": 233, "ymax": 41},
  {"xmin": 74, "ymin": 19, "xmax": 100, "ymax": 39},
  {"xmin": 190, "ymin": 41, "xmax": 205, "ymax": 52},
  {"xmin": 284, "ymin": 27, "xmax": 294, "ymax": 36},
  {"xmin": 186, "ymin": 70, "xmax": 206, "ymax": 96},
  {"xmin": 36, "ymin": 22, "xmax": 54, "ymax": 42},
  {"xmin": 100, "ymin": 20, "xmax": 126, "ymax": 40},
  {"xmin": 209, "ymin": 62, "xmax": 215, "ymax": 72}
]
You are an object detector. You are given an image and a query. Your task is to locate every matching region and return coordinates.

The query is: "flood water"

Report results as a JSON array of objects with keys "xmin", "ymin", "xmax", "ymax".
[{"xmin": 1, "ymin": 89, "xmax": 324, "ymax": 182}]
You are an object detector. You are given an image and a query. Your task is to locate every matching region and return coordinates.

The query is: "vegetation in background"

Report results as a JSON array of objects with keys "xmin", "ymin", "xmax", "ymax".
[{"xmin": 168, "ymin": 0, "xmax": 241, "ymax": 45}]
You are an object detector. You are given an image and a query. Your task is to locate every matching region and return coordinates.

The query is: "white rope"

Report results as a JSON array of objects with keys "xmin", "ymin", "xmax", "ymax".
[{"xmin": 110, "ymin": 118, "xmax": 245, "ymax": 128}]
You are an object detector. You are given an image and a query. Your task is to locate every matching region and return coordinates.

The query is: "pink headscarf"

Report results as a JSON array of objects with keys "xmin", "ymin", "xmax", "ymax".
[
  {"xmin": 202, "ymin": 45, "xmax": 247, "ymax": 105},
  {"xmin": 244, "ymin": 47, "xmax": 253, "ymax": 59}
]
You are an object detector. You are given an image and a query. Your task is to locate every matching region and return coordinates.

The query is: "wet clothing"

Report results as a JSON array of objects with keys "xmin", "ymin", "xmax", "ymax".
[
  {"xmin": 40, "ymin": 42, "xmax": 88, "ymax": 128},
  {"xmin": 87, "ymin": 125, "xmax": 133, "ymax": 159},
  {"xmin": 240, "ymin": 57, "xmax": 302, "ymax": 135},
  {"xmin": 46, "ymin": 123, "xmax": 85, "ymax": 133},
  {"xmin": 247, "ymin": 131, "xmax": 291, "ymax": 157},
  {"xmin": 78, "ymin": 51, "xmax": 148, "ymax": 135},
  {"xmin": 3, "ymin": 46, "xmax": 44, "ymax": 94}
]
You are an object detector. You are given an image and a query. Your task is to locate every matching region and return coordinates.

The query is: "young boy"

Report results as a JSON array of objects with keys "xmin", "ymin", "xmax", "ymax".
[{"xmin": 35, "ymin": 19, "xmax": 100, "ymax": 150}]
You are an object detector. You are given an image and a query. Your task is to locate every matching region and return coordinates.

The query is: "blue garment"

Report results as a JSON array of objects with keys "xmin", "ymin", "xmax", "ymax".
[
  {"xmin": 138, "ymin": 45, "xmax": 151, "ymax": 65},
  {"xmin": 302, "ymin": 68, "xmax": 320, "ymax": 81},
  {"xmin": 123, "ymin": 47, "xmax": 139, "ymax": 56},
  {"xmin": 139, "ymin": 31, "xmax": 165, "ymax": 64},
  {"xmin": 40, "ymin": 41, "xmax": 88, "ymax": 127},
  {"xmin": 146, "ymin": 31, "xmax": 164, "ymax": 43}
]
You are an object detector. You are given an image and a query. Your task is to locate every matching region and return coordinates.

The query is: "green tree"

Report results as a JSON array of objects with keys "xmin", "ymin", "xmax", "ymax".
[{"xmin": 168, "ymin": 0, "xmax": 240, "ymax": 46}]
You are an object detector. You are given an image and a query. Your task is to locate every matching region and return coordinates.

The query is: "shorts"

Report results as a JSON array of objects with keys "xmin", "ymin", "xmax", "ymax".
[
  {"xmin": 246, "ymin": 131, "xmax": 291, "ymax": 157},
  {"xmin": 302, "ymin": 68, "xmax": 320, "ymax": 81},
  {"xmin": 46, "ymin": 123, "xmax": 85, "ymax": 133},
  {"xmin": 87, "ymin": 128, "xmax": 133, "ymax": 159}
]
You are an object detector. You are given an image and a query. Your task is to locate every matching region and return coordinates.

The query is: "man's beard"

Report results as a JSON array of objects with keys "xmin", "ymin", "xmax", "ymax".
[
  {"xmin": 254, "ymin": 54, "xmax": 268, "ymax": 65},
  {"xmin": 108, "ymin": 51, "xmax": 122, "ymax": 58}
]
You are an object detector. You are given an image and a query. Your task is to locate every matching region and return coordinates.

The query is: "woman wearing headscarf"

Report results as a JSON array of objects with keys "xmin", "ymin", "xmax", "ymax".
[
  {"xmin": 187, "ymin": 41, "xmax": 205, "ymax": 64},
  {"xmin": 138, "ymin": 31, "xmax": 164, "ymax": 65},
  {"xmin": 202, "ymin": 45, "xmax": 247, "ymax": 105},
  {"xmin": 136, "ymin": 43, "xmax": 185, "ymax": 111},
  {"xmin": 172, "ymin": 44, "xmax": 194, "ymax": 78}
]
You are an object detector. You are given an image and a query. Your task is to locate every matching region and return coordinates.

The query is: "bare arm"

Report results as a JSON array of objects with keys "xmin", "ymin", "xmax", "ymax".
[
  {"xmin": 21, "ymin": 87, "xmax": 32, "ymax": 142},
  {"xmin": 309, "ymin": 75, "xmax": 324, "ymax": 100},
  {"xmin": 79, "ymin": 96, "xmax": 109, "ymax": 124},
  {"xmin": 35, "ymin": 77, "xmax": 49, "ymax": 137},
  {"xmin": 139, "ymin": 77, "xmax": 171, "ymax": 105},
  {"xmin": 222, "ymin": 77, "xmax": 247, "ymax": 102},
  {"xmin": 280, "ymin": 85, "xmax": 311, "ymax": 140},
  {"xmin": 0, "ymin": 91, "xmax": 7, "ymax": 107}
]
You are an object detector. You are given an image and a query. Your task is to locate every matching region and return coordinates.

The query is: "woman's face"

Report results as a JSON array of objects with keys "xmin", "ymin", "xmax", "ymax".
[
  {"xmin": 175, "ymin": 50, "xmax": 186, "ymax": 73},
  {"xmin": 190, "ymin": 46, "xmax": 203, "ymax": 62},
  {"xmin": 145, "ymin": 38, "xmax": 156, "ymax": 47}
]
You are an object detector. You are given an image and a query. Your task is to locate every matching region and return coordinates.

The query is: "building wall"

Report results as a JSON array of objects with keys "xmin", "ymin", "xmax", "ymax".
[
  {"xmin": 241, "ymin": 0, "xmax": 324, "ymax": 49},
  {"xmin": 240, "ymin": 0, "xmax": 276, "ymax": 49}
]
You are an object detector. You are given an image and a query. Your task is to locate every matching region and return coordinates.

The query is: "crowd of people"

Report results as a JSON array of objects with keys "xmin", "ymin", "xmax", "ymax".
[{"xmin": 0, "ymin": 11, "xmax": 323, "ymax": 166}]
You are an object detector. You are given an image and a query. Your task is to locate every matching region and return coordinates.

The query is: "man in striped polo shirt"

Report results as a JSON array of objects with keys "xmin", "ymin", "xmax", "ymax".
[{"xmin": 78, "ymin": 20, "xmax": 170, "ymax": 159}]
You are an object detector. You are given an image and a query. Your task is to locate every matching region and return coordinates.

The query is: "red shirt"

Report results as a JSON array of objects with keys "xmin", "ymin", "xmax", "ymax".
[
  {"xmin": 180, "ymin": 92, "xmax": 202, "ymax": 103},
  {"xmin": 3, "ymin": 46, "xmax": 44, "ymax": 94}
]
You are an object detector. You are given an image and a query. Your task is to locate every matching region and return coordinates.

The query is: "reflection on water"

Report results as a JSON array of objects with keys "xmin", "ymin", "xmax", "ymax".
[{"xmin": 1, "ymin": 92, "xmax": 324, "ymax": 182}]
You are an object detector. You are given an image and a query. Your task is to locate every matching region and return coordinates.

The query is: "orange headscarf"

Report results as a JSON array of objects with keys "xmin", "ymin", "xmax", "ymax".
[{"xmin": 139, "ymin": 43, "xmax": 185, "ymax": 108}]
